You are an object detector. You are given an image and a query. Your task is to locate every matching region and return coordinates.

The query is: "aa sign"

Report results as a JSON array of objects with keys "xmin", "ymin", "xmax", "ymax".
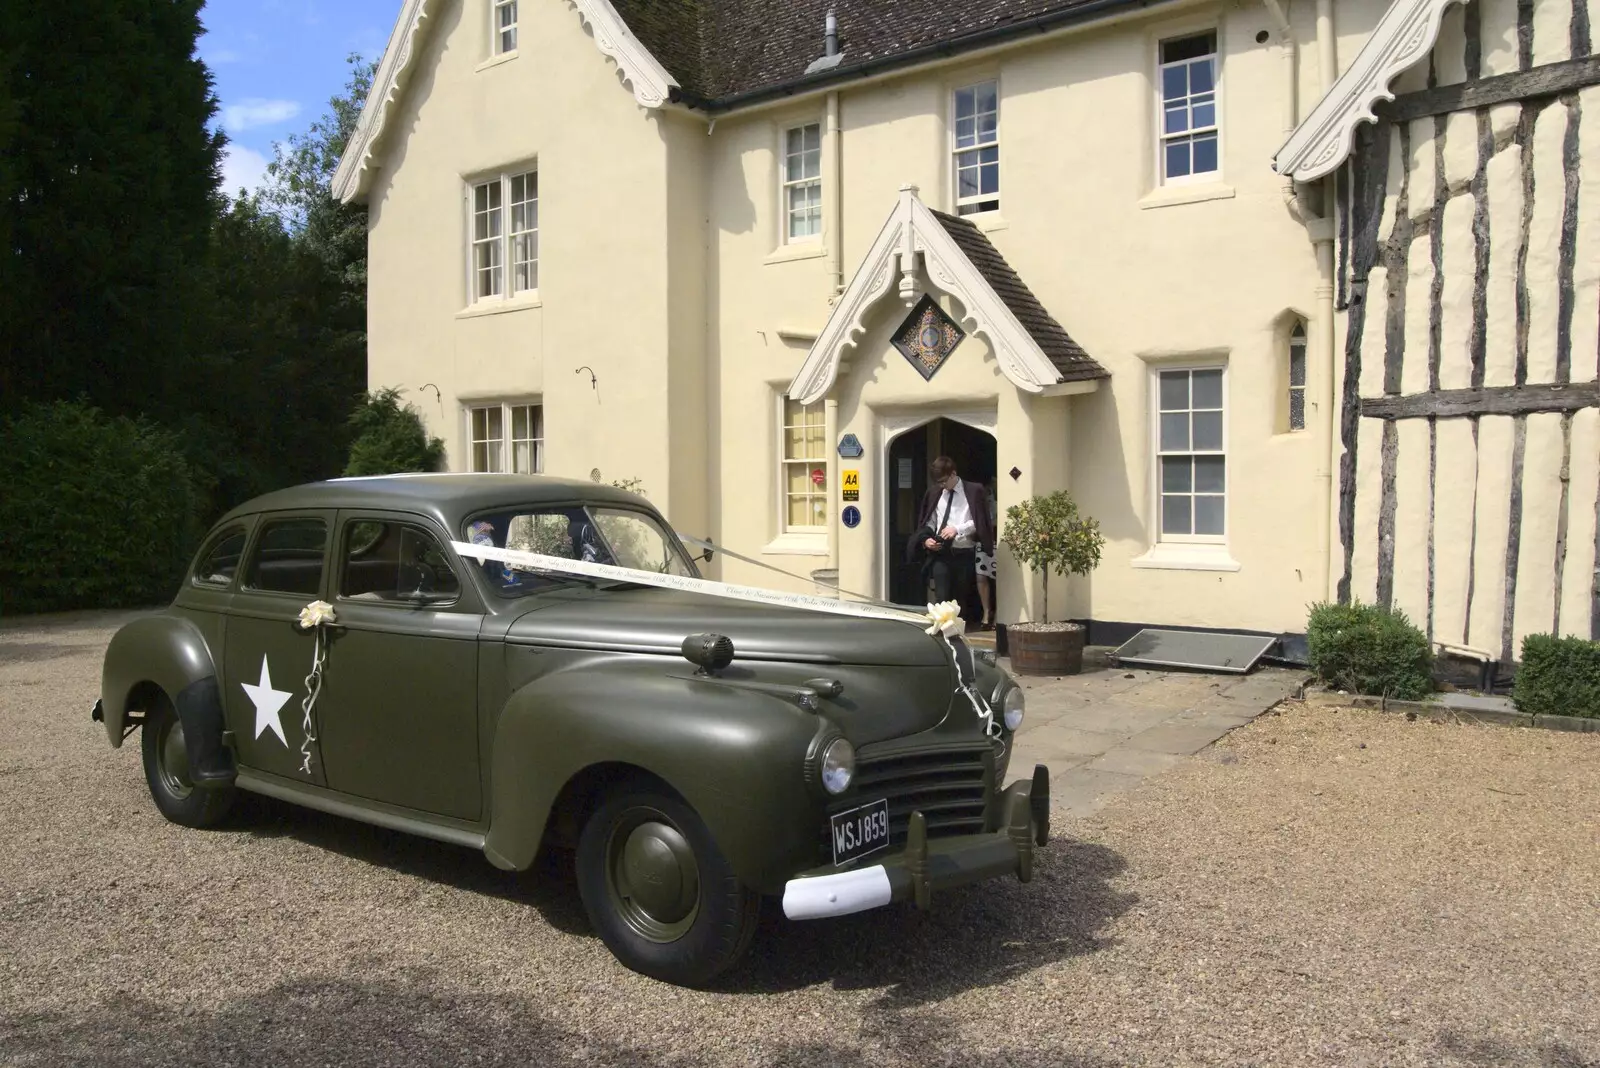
[{"xmin": 841, "ymin": 469, "xmax": 860, "ymax": 502}]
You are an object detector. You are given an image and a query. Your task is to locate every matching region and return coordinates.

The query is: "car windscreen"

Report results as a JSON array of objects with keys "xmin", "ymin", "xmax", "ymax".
[{"xmin": 462, "ymin": 505, "xmax": 695, "ymax": 597}]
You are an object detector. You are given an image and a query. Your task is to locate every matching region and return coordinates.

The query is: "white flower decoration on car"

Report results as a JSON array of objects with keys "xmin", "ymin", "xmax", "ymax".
[
  {"xmin": 299, "ymin": 600, "xmax": 337, "ymax": 629},
  {"xmin": 923, "ymin": 600, "xmax": 965, "ymax": 636}
]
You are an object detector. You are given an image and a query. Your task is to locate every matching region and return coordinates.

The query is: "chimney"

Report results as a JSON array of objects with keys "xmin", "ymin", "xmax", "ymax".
[{"xmin": 805, "ymin": 8, "xmax": 844, "ymax": 73}]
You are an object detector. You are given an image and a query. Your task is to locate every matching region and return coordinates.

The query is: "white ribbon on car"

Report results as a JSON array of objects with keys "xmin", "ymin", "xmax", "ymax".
[
  {"xmin": 449, "ymin": 541, "xmax": 998, "ymax": 733},
  {"xmin": 295, "ymin": 600, "xmax": 337, "ymax": 775}
]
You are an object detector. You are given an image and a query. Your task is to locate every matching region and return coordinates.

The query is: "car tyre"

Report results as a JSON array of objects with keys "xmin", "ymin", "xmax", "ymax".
[
  {"xmin": 575, "ymin": 788, "xmax": 759, "ymax": 986},
  {"xmin": 140, "ymin": 693, "xmax": 236, "ymax": 828}
]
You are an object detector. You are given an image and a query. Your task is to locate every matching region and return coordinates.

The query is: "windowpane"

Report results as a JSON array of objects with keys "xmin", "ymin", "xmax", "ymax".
[
  {"xmin": 1161, "ymin": 65, "xmax": 1187, "ymax": 100},
  {"xmin": 1159, "ymin": 34, "xmax": 1219, "ymax": 184},
  {"xmin": 1194, "ymin": 495, "xmax": 1225, "ymax": 535},
  {"xmin": 1161, "ymin": 31, "xmax": 1217, "ymax": 64},
  {"xmin": 1192, "ymin": 411, "xmax": 1223, "ymax": 450},
  {"xmin": 1160, "ymin": 412, "xmax": 1190, "ymax": 450},
  {"xmin": 1194, "ymin": 456, "xmax": 1226, "ymax": 493},
  {"xmin": 1161, "ymin": 456, "xmax": 1192, "ymax": 493},
  {"xmin": 1189, "ymin": 57, "xmax": 1215, "ymax": 94},
  {"xmin": 1289, "ymin": 342, "xmax": 1307, "ymax": 387},
  {"xmin": 245, "ymin": 519, "xmax": 327, "ymax": 595},
  {"xmin": 1192, "ymin": 101, "xmax": 1216, "ymax": 129},
  {"xmin": 788, "ymin": 496, "xmax": 814, "ymax": 527},
  {"xmin": 1193, "ymin": 134, "xmax": 1219, "ymax": 175},
  {"xmin": 513, "ymin": 440, "xmax": 534, "ymax": 474},
  {"xmin": 1164, "ymin": 104, "xmax": 1188, "ymax": 135},
  {"xmin": 953, "ymin": 82, "xmax": 999, "ymax": 214},
  {"xmin": 341, "ymin": 521, "xmax": 459, "ymax": 602},
  {"xmin": 979, "ymin": 161, "xmax": 999, "ymax": 195},
  {"xmin": 507, "ymin": 170, "xmax": 538, "ymax": 295},
  {"xmin": 1290, "ymin": 389, "xmax": 1307, "ymax": 431},
  {"xmin": 955, "ymin": 117, "xmax": 976, "ymax": 147},
  {"xmin": 1159, "ymin": 371, "xmax": 1189, "ymax": 410},
  {"xmin": 194, "ymin": 527, "xmax": 248, "ymax": 587},
  {"xmin": 1162, "ymin": 495, "xmax": 1192, "ymax": 535},
  {"xmin": 494, "ymin": 0, "xmax": 518, "ymax": 53},
  {"xmin": 1166, "ymin": 140, "xmax": 1191, "ymax": 179},
  {"xmin": 955, "ymin": 86, "xmax": 976, "ymax": 120},
  {"xmin": 976, "ymin": 82, "xmax": 997, "ymax": 113},
  {"xmin": 1191, "ymin": 369, "xmax": 1224, "ymax": 408}
]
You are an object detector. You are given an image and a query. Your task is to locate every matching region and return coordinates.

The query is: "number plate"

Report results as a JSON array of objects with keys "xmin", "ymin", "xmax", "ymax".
[{"xmin": 829, "ymin": 798, "xmax": 890, "ymax": 866}]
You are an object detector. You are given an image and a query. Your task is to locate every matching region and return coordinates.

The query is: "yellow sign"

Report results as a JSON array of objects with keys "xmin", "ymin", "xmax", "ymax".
[{"xmin": 841, "ymin": 469, "xmax": 860, "ymax": 502}]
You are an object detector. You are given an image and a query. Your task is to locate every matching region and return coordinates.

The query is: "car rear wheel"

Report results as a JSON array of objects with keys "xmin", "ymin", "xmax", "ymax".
[
  {"xmin": 140, "ymin": 693, "xmax": 236, "ymax": 828},
  {"xmin": 575, "ymin": 788, "xmax": 759, "ymax": 986}
]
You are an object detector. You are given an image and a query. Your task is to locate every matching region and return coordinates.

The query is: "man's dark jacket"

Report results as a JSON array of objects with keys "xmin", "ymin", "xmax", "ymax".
[{"xmin": 903, "ymin": 479, "xmax": 994, "ymax": 566}]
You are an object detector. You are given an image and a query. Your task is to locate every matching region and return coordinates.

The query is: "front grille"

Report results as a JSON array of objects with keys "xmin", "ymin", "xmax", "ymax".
[{"xmin": 822, "ymin": 741, "xmax": 995, "ymax": 861}]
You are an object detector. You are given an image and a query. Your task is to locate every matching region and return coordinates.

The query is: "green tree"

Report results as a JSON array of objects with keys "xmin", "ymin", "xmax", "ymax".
[
  {"xmin": 999, "ymin": 491, "xmax": 1104, "ymax": 624},
  {"xmin": 345, "ymin": 389, "xmax": 445, "ymax": 476},
  {"xmin": 0, "ymin": 0, "xmax": 223, "ymax": 416}
]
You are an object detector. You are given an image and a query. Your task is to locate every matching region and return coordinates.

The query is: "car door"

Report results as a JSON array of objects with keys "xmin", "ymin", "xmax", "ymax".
[
  {"xmin": 312, "ymin": 511, "xmax": 482, "ymax": 821},
  {"xmin": 222, "ymin": 510, "xmax": 335, "ymax": 787}
]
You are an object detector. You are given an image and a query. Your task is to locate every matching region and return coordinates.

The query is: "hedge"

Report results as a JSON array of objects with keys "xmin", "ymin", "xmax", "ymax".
[
  {"xmin": 1514, "ymin": 634, "xmax": 1600, "ymax": 719},
  {"xmin": 0, "ymin": 401, "xmax": 200, "ymax": 614},
  {"xmin": 1306, "ymin": 599, "xmax": 1434, "ymax": 701}
]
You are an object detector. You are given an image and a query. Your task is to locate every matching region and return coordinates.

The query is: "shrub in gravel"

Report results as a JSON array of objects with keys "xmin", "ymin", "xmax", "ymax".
[
  {"xmin": 1514, "ymin": 634, "xmax": 1600, "ymax": 719},
  {"xmin": 1306, "ymin": 599, "xmax": 1434, "ymax": 701},
  {"xmin": 0, "ymin": 401, "xmax": 200, "ymax": 614}
]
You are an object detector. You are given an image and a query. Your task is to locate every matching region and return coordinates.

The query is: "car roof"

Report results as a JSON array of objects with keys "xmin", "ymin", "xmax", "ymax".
[{"xmin": 215, "ymin": 473, "xmax": 654, "ymax": 532}]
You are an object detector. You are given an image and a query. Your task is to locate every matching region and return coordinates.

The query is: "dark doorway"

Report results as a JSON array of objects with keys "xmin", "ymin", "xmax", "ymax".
[{"xmin": 886, "ymin": 418, "xmax": 998, "ymax": 624}]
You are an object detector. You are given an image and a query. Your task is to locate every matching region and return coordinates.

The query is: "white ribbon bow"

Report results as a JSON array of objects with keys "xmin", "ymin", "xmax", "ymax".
[{"xmin": 296, "ymin": 601, "xmax": 336, "ymax": 775}]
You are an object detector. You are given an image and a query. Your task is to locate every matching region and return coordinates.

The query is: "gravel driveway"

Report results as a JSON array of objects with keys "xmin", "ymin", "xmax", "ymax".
[{"xmin": 3, "ymin": 613, "xmax": 1597, "ymax": 1067}]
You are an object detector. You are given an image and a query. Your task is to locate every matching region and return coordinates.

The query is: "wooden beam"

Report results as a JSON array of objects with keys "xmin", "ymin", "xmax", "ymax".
[
  {"xmin": 1360, "ymin": 382, "xmax": 1600, "ymax": 419},
  {"xmin": 1380, "ymin": 55, "xmax": 1600, "ymax": 122}
]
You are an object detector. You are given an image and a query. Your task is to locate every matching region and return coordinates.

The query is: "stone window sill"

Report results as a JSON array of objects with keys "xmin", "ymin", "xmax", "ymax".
[
  {"xmin": 1138, "ymin": 182, "xmax": 1236, "ymax": 210},
  {"xmin": 456, "ymin": 294, "xmax": 542, "ymax": 319},
  {"xmin": 761, "ymin": 532, "xmax": 830, "ymax": 556},
  {"xmin": 764, "ymin": 243, "xmax": 828, "ymax": 265},
  {"xmin": 475, "ymin": 51, "xmax": 518, "ymax": 72},
  {"xmin": 1131, "ymin": 543, "xmax": 1241, "ymax": 572}
]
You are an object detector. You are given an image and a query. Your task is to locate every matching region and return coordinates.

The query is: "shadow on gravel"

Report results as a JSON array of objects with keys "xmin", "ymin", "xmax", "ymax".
[
  {"xmin": 0, "ymin": 975, "xmax": 1118, "ymax": 1068},
  {"xmin": 0, "ymin": 640, "xmax": 87, "ymax": 664},
  {"xmin": 233, "ymin": 794, "xmax": 592, "ymax": 934},
  {"xmin": 1435, "ymin": 1029, "xmax": 1595, "ymax": 1068},
  {"xmin": 721, "ymin": 837, "xmax": 1133, "ymax": 1007}
]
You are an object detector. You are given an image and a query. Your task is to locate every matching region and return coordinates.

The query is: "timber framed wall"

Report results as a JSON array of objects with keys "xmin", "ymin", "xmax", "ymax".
[{"xmin": 1337, "ymin": 0, "xmax": 1600, "ymax": 657}]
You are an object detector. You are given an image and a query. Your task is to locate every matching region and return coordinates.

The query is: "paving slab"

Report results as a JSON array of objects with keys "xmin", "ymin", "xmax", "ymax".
[
  {"xmin": 1050, "ymin": 766, "xmax": 1145, "ymax": 816},
  {"xmin": 1081, "ymin": 747, "xmax": 1187, "ymax": 778},
  {"xmin": 1009, "ymin": 723, "xmax": 1123, "ymax": 764},
  {"xmin": 1122, "ymin": 719, "xmax": 1245, "ymax": 756}
]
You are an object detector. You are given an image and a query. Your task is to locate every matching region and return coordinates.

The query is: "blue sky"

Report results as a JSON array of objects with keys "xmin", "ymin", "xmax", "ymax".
[{"xmin": 200, "ymin": 0, "xmax": 401, "ymax": 196}]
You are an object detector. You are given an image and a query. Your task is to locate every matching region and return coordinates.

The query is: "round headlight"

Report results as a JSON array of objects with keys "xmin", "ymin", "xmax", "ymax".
[
  {"xmin": 1002, "ymin": 686, "xmax": 1025, "ymax": 732},
  {"xmin": 819, "ymin": 737, "xmax": 855, "ymax": 795}
]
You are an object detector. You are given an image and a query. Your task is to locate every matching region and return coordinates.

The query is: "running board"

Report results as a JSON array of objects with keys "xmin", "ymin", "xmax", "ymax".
[{"xmin": 234, "ymin": 770, "xmax": 487, "ymax": 851}]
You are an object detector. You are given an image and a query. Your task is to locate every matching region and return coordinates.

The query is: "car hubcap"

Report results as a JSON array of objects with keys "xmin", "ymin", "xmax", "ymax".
[
  {"xmin": 606, "ymin": 809, "xmax": 700, "ymax": 943},
  {"xmin": 159, "ymin": 717, "xmax": 194, "ymax": 800}
]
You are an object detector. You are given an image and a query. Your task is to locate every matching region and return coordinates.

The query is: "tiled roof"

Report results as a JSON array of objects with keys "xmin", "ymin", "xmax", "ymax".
[
  {"xmin": 610, "ymin": 0, "xmax": 1152, "ymax": 106},
  {"xmin": 931, "ymin": 211, "xmax": 1108, "ymax": 383}
]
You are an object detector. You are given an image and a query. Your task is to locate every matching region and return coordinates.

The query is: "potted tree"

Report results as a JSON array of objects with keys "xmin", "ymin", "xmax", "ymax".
[{"xmin": 998, "ymin": 490, "xmax": 1104, "ymax": 675}]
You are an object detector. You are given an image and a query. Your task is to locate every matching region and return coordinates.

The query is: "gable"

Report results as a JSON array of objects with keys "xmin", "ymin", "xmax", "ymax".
[{"xmin": 332, "ymin": 0, "xmax": 677, "ymax": 204}]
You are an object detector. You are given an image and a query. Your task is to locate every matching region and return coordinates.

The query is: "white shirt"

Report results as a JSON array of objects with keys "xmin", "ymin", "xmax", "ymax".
[{"xmin": 934, "ymin": 483, "xmax": 977, "ymax": 549}]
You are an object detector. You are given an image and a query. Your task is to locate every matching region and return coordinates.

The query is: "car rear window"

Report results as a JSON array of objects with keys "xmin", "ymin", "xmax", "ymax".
[
  {"xmin": 192, "ymin": 526, "xmax": 248, "ymax": 588},
  {"xmin": 244, "ymin": 518, "xmax": 328, "ymax": 595}
]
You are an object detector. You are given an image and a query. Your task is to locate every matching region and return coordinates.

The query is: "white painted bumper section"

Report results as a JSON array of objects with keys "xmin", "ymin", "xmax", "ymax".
[{"xmin": 782, "ymin": 865, "xmax": 894, "ymax": 920}]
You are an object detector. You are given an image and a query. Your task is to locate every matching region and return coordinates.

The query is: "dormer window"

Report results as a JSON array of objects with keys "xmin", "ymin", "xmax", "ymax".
[{"xmin": 493, "ymin": 0, "xmax": 518, "ymax": 55}]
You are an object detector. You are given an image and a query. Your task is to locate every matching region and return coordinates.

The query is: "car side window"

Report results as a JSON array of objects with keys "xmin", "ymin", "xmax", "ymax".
[
  {"xmin": 339, "ymin": 520, "xmax": 460, "ymax": 603},
  {"xmin": 243, "ymin": 518, "xmax": 328, "ymax": 595},
  {"xmin": 192, "ymin": 526, "xmax": 248, "ymax": 588}
]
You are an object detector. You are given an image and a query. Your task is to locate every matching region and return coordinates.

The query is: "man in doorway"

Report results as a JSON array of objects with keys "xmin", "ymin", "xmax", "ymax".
[{"xmin": 913, "ymin": 456, "xmax": 995, "ymax": 622}]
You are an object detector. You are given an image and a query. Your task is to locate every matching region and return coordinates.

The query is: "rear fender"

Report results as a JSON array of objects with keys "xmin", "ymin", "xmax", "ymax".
[
  {"xmin": 99, "ymin": 614, "xmax": 217, "ymax": 747},
  {"xmin": 484, "ymin": 661, "xmax": 825, "ymax": 891}
]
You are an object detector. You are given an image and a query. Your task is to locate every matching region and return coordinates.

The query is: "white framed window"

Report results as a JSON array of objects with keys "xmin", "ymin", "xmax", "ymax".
[
  {"xmin": 467, "ymin": 401, "xmax": 542, "ymax": 473},
  {"xmin": 952, "ymin": 80, "xmax": 999, "ymax": 216},
  {"xmin": 782, "ymin": 123, "xmax": 822, "ymax": 241},
  {"xmin": 1154, "ymin": 366, "xmax": 1226, "ymax": 541},
  {"xmin": 1158, "ymin": 32, "xmax": 1219, "ymax": 184},
  {"xmin": 492, "ymin": 0, "xmax": 518, "ymax": 54},
  {"xmin": 1288, "ymin": 322, "xmax": 1307, "ymax": 431},
  {"xmin": 468, "ymin": 168, "xmax": 537, "ymax": 303},
  {"xmin": 780, "ymin": 396, "xmax": 827, "ymax": 531}
]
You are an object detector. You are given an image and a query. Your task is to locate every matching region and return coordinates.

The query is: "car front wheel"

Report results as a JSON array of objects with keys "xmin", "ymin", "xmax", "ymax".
[
  {"xmin": 140, "ymin": 693, "xmax": 236, "ymax": 828},
  {"xmin": 575, "ymin": 788, "xmax": 759, "ymax": 986}
]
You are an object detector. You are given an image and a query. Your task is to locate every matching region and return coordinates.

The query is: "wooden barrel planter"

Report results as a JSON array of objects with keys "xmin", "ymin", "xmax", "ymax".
[{"xmin": 1006, "ymin": 622, "xmax": 1087, "ymax": 675}]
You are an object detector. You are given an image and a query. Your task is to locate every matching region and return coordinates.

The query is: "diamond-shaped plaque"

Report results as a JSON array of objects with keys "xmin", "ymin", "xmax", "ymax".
[{"xmin": 892, "ymin": 294, "xmax": 964, "ymax": 381}]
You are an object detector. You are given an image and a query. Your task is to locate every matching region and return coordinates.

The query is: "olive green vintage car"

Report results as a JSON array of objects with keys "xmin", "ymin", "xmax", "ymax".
[{"xmin": 94, "ymin": 474, "xmax": 1047, "ymax": 985}]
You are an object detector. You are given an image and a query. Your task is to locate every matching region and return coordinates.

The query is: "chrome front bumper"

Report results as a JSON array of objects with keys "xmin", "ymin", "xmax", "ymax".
[{"xmin": 782, "ymin": 764, "xmax": 1050, "ymax": 920}]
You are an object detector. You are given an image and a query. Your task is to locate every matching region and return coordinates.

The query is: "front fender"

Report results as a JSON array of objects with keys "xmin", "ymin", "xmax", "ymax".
[
  {"xmin": 484, "ymin": 660, "xmax": 825, "ymax": 890},
  {"xmin": 99, "ymin": 613, "xmax": 217, "ymax": 747}
]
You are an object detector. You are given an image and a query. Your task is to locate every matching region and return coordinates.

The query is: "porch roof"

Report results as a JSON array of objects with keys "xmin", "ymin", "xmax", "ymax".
[{"xmin": 787, "ymin": 187, "xmax": 1107, "ymax": 405}]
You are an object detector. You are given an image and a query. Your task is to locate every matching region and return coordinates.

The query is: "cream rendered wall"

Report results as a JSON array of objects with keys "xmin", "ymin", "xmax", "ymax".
[
  {"xmin": 703, "ymin": 1, "xmax": 1365, "ymax": 634},
  {"xmin": 365, "ymin": 0, "xmax": 702, "ymax": 524}
]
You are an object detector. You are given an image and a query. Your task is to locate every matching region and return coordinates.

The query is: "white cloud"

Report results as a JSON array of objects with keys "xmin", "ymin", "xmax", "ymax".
[
  {"xmin": 220, "ymin": 144, "xmax": 271, "ymax": 198},
  {"xmin": 222, "ymin": 97, "xmax": 301, "ymax": 132}
]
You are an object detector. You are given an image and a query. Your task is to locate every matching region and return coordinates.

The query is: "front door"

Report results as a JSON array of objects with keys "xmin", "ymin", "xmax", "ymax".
[
  {"xmin": 886, "ymin": 418, "xmax": 999, "ymax": 617},
  {"xmin": 312, "ymin": 511, "xmax": 483, "ymax": 822},
  {"xmin": 222, "ymin": 510, "xmax": 335, "ymax": 787}
]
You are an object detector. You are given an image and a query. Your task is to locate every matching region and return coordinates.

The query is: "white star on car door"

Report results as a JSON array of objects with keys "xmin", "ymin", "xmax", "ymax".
[{"xmin": 241, "ymin": 655, "xmax": 292, "ymax": 746}]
